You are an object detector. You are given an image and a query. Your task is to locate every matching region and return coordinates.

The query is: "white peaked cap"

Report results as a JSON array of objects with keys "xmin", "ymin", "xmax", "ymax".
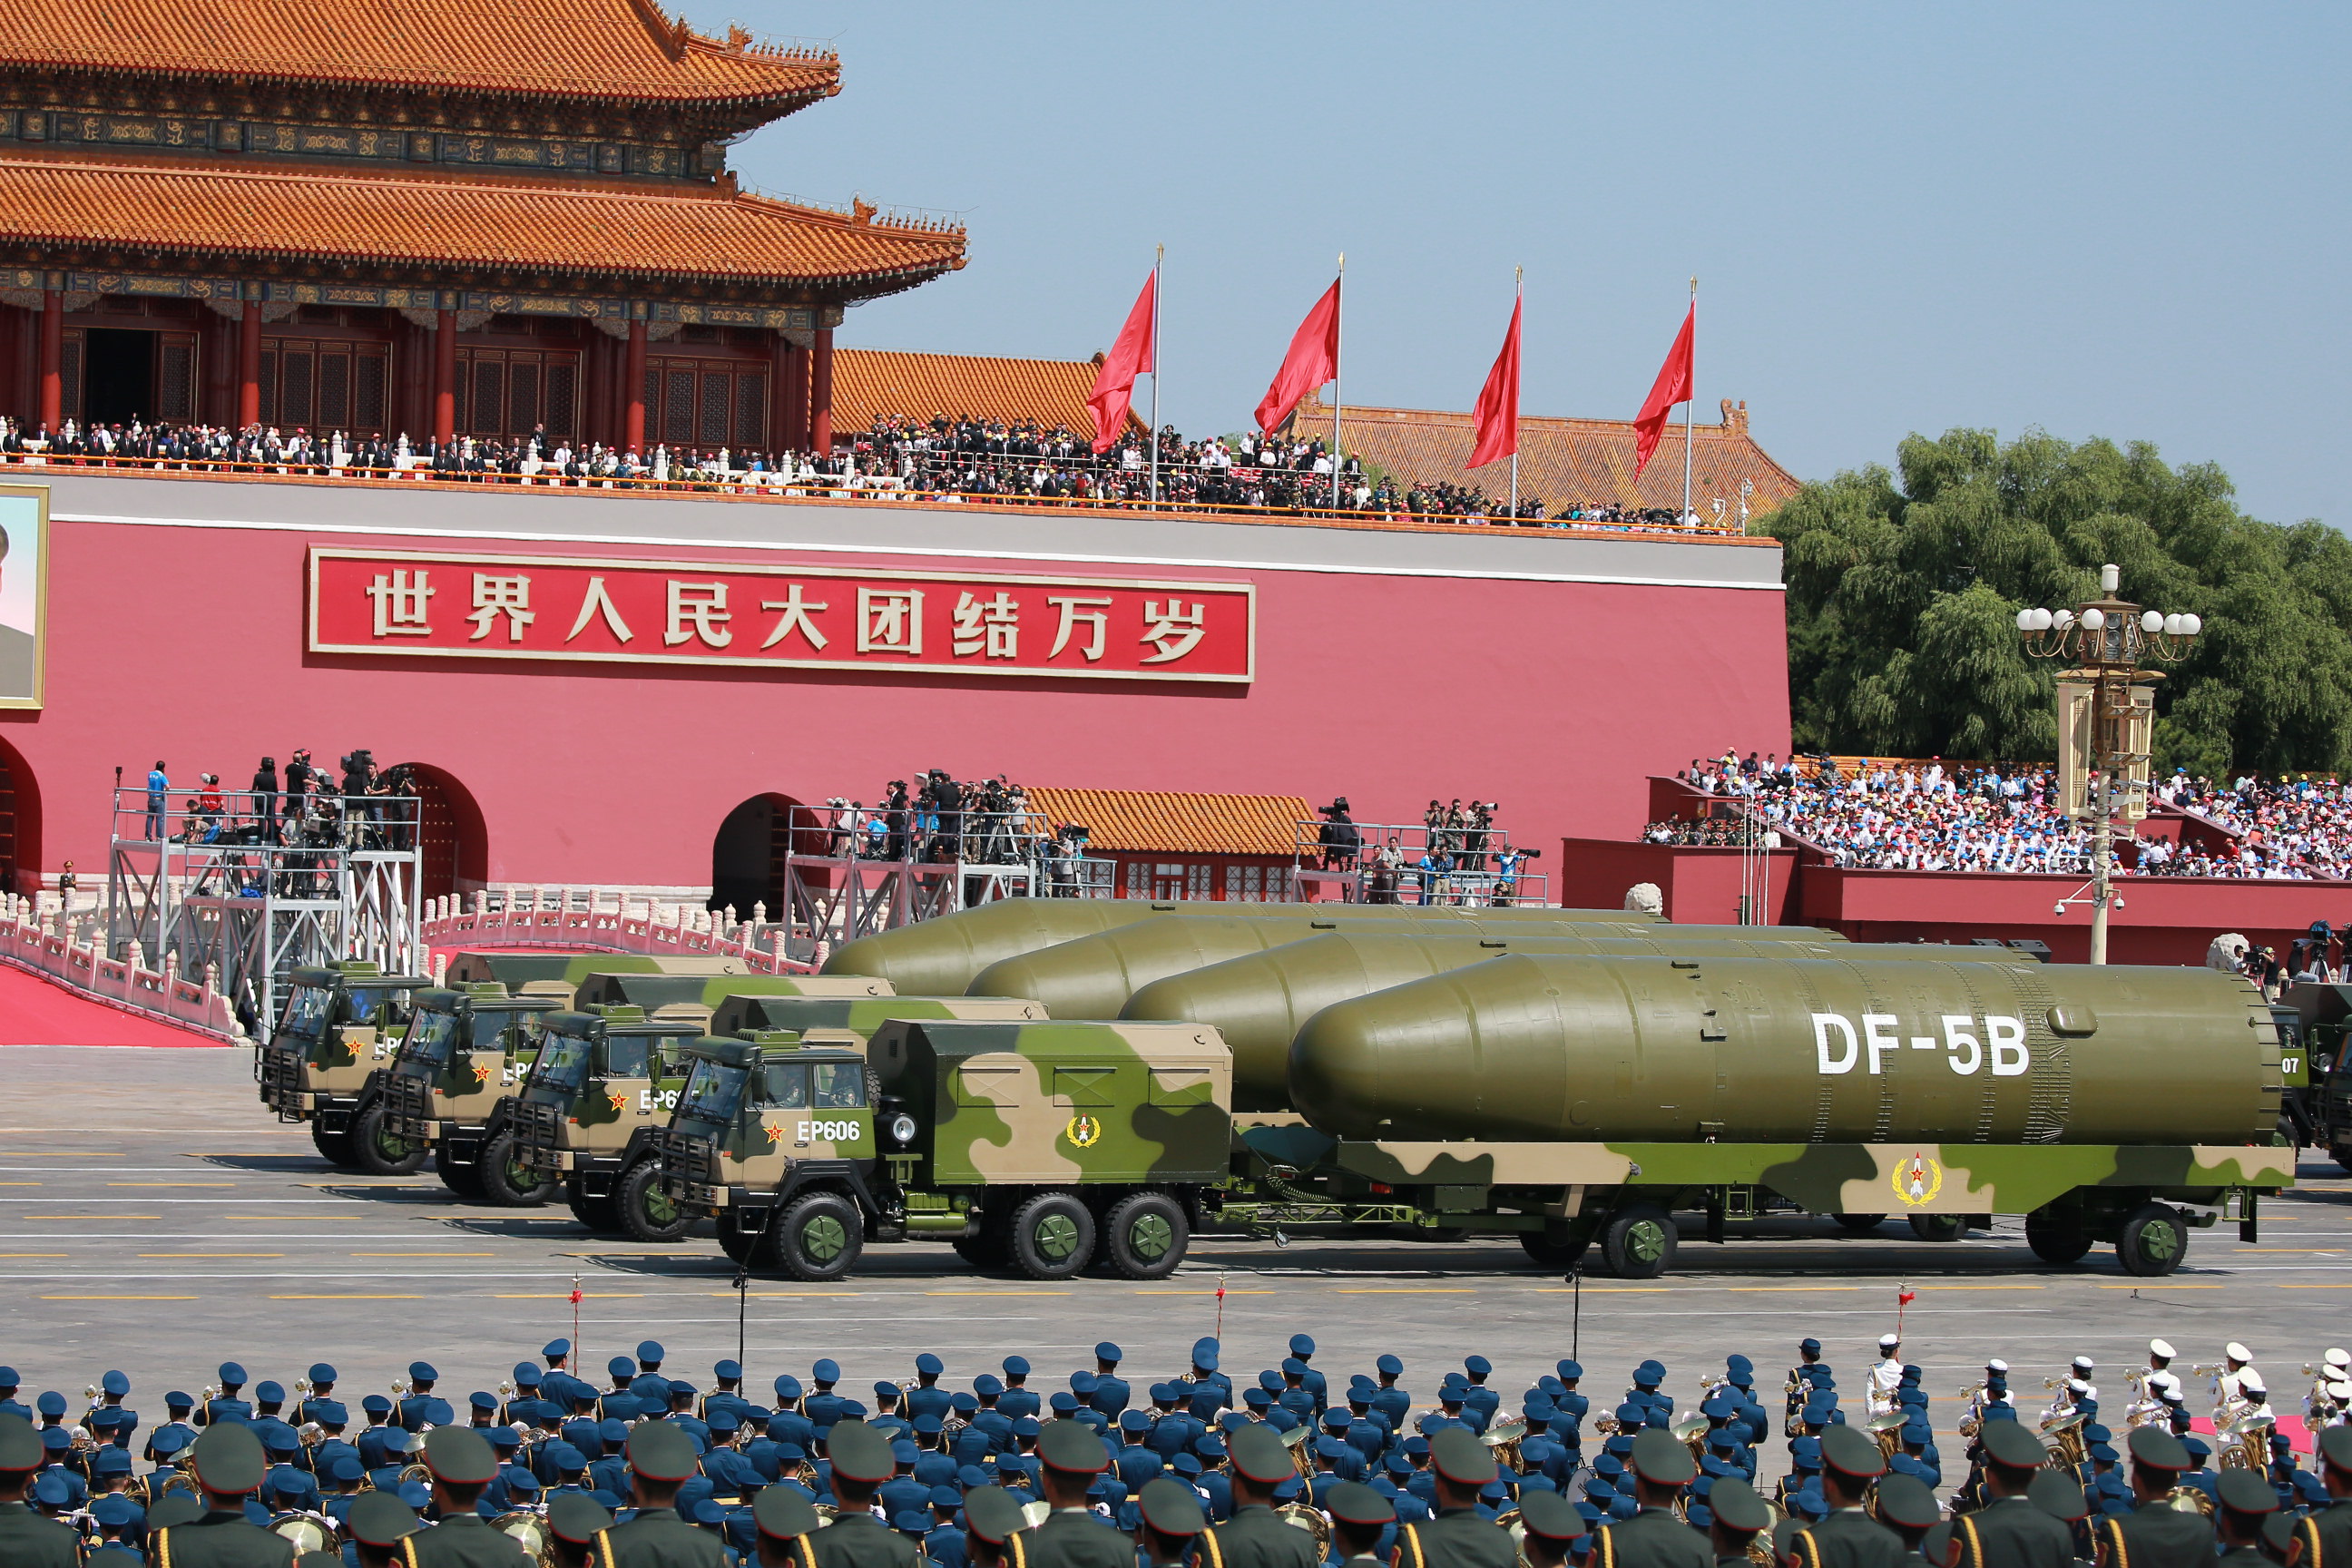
[
  {"xmin": 2227, "ymin": 1343, "xmax": 2253, "ymax": 1363},
  {"xmin": 2149, "ymin": 1340, "xmax": 2177, "ymax": 1360}
]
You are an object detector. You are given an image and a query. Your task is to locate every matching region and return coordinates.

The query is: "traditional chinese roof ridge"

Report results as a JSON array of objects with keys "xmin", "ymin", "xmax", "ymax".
[
  {"xmin": 0, "ymin": 0, "xmax": 840, "ymax": 107},
  {"xmin": 0, "ymin": 157, "xmax": 965, "ymax": 291},
  {"xmin": 832, "ymin": 349, "xmax": 1143, "ymax": 442},
  {"xmin": 1024, "ymin": 788, "xmax": 1315, "ymax": 858},
  {"xmin": 1285, "ymin": 396, "xmax": 1802, "ymax": 516}
]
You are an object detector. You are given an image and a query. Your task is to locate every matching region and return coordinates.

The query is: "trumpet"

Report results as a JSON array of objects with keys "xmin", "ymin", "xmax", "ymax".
[
  {"xmin": 83, "ymin": 1384, "xmax": 104, "ymax": 1412},
  {"xmin": 1955, "ymin": 1382, "xmax": 1987, "ymax": 1403},
  {"xmin": 2187, "ymin": 1363, "xmax": 2227, "ymax": 1378},
  {"xmin": 390, "ymin": 1377, "xmax": 411, "ymax": 1397},
  {"xmin": 202, "ymin": 1383, "xmax": 222, "ymax": 1404},
  {"xmin": 294, "ymin": 1377, "xmax": 314, "ymax": 1397},
  {"xmin": 2041, "ymin": 1376, "xmax": 2069, "ymax": 1389},
  {"xmin": 497, "ymin": 1381, "xmax": 516, "ymax": 1400},
  {"xmin": 1698, "ymin": 1371, "xmax": 1730, "ymax": 1395}
]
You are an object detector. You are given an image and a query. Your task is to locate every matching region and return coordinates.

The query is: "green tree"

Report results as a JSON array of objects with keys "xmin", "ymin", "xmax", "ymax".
[{"xmin": 1760, "ymin": 428, "xmax": 2352, "ymax": 774}]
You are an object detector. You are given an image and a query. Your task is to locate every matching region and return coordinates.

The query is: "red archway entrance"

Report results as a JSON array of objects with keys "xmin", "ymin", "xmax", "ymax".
[
  {"xmin": 393, "ymin": 761, "xmax": 487, "ymax": 903},
  {"xmin": 710, "ymin": 791, "xmax": 814, "ymax": 916},
  {"xmin": 0, "ymin": 736, "xmax": 39, "ymax": 896}
]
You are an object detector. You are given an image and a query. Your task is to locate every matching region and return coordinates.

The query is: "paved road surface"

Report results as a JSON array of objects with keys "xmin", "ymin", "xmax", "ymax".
[{"xmin": 4, "ymin": 1044, "xmax": 2346, "ymax": 1483}]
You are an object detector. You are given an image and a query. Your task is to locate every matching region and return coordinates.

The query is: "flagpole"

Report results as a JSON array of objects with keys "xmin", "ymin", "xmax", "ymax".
[
  {"xmin": 1149, "ymin": 243, "xmax": 1162, "ymax": 507},
  {"xmin": 1331, "ymin": 252, "xmax": 1344, "ymax": 514},
  {"xmin": 1509, "ymin": 265, "xmax": 1522, "ymax": 522},
  {"xmin": 1682, "ymin": 276, "xmax": 1696, "ymax": 526}
]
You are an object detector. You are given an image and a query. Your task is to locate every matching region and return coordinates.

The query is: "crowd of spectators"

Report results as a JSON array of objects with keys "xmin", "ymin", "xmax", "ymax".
[
  {"xmin": 0, "ymin": 412, "xmax": 1720, "ymax": 534},
  {"xmin": 1650, "ymin": 751, "xmax": 2352, "ymax": 881},
  {"xmin": 134, "ymin": 750, "xmax": 416, "ymax": 897}
]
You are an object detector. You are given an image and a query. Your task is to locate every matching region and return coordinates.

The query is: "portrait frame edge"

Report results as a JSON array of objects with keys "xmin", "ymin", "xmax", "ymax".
[{"xmin": 0, "ymin": 480, "xmax": 48, "ymax": 711}]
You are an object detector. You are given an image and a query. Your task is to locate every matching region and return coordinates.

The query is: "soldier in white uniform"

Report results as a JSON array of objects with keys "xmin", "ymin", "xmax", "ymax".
[{"xmin": 1866, "ymin": 1335, "xmax": 1904, "ymax": 1418}]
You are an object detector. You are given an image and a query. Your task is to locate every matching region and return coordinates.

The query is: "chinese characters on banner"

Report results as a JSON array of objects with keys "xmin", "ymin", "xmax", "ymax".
[{"xmin": 309, "ymin": 549, "xmax": 1255, "ymax": 683}]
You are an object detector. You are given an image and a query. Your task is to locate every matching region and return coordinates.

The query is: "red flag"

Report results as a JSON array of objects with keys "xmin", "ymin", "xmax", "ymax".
[
  {"xmin": 1254, "ymin": 278, "xmax": 1342, "ymax": 433},
  {"xmin": 1467, "ymin": 295, "xmax": 1522, "ymax": 469},
  {"xmin": 1086, "ymin": 269, "xmax": 1156, "ymax": 454},
  {"xmin": 1632, "ymin": 302, "xmax": 1694, "ymax": 478}
]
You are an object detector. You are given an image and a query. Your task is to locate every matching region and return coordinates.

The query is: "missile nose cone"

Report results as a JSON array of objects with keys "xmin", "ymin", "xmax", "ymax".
[
  {"xmin": 969, "ymin": 949, "xmax": 1127, "ymax": 1019},
  {"xmin": 1287, "ymin": 996, "xmax": 1390, "ymax": 1139},
  {"xmin": 1126, "ymin": 959, "xmax": 1298, "ymax": 1110}
]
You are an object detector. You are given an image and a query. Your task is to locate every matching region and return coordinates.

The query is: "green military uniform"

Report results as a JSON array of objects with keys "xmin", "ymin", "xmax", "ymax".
[
  {"xmin": 2294, "ymin": 1499, "xmax": 2352, "ymax": 1568},
  {"xmin": 401, "ymin": 1512, "xmax": 533, "ymax": 1568},
  {"xmin": 1023, "ymin": 1509, "xmax": 1130, "ymax": 1568},
  {"xmin": 2092, "ymin": 1502, "xmax": 2215, "ymax": 1566},
  {"xmin": 809, "ymin": 1511, "xmax": 920, "ymax": 1568},
  {"xmin": 1205, "ymin": 1504, "xmax": 1319, "ymax": 1568},
  {"xmin": 0, "ymin": 1498, "xmax": 83, "ymax": 1568},
  {"xmin": 1396, "ymin": 1506, "xmax": 1520, "ymax": 1568},
  {"xmin": 590, "ymin": 1504, "xmax": 725, "ymax": 1568},
  {"xmin": 1786, "ymin": 1507, "xmax": 1907, "ymax": 1568},
  {"xmin": 152, "ymin": 1507, "xmax": 299, "ymax": 1568},
  {"xmin": 1946, "ymin": 1496, "xmax": 2073, "ymax": 1568},
  {"xmin": 1590, "ymin": 1505, "xmax": 1710, "ymax": 1568}
]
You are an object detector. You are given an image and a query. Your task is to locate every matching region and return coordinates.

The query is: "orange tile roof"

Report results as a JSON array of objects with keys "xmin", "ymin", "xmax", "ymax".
[
  {"xmin": 0, "ymin": 157, "xmax": 965, "ymax": 291},
  {"xmin": 1286, "ymin": 396, "xmax": 1802, "ymax": 516},
  {"xmin": 1025, "ymin": 789, "xmax": 1315, "ymax": 858},
  {"xmin": 831, "ymin": 349, "xmax": 1143, "ymax": 439},
  {"xmin": 1, "ymin": 0, "xmax": 839, "ymax": 105}
]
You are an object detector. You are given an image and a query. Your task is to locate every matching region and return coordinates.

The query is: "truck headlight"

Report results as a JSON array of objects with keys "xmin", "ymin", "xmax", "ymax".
[{"xmin": 889, "ymin": 1112, "xmax": 918, "ymax": 1146}]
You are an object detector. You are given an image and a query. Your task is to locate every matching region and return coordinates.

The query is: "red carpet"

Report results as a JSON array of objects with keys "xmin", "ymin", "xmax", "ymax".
[{"xmin": 0, "ymin": 963, "xmax": 231, "ymax": 1046}]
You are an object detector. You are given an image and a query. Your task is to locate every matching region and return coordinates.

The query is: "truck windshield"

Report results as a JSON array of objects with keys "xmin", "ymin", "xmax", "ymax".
[
  {"xmin": 275, "ymin": 985, "xmax": 332, "ymax": 1044},
  {"xmin": 676, "ymin": 1061, "xmax": 749, "ymax": 1133},
  {"xmin": 532, "ymin": 1035, "xmax": 594, "ymax": 1098},
  {"xmin": 345, "ymin": 986, "xmax": 412, "ymax": 1031},
  {"xmin": 398, "ymin": 1011, "xmax": 461, "ymax": 1070},
  {"xmin": 601, "ymin": 1037, "xmax": 652, "ymax": 1080}
]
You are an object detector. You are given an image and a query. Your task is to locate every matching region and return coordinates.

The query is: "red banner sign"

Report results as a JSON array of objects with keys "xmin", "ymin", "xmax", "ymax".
[{"xmin": 307, "ymin": 548, "xmax": 1254, "ymax": 683}]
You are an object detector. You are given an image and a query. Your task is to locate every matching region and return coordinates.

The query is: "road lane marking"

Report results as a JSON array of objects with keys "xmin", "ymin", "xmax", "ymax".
[
  {"xmin": 270, "ymin": 1294, "xmax": 426, "ymax": 1300},
  {"xmin": 138, "ymin": 1252, "xmax": 285, "ymax": 1259},
  {"xmin": 42, "ymin": 1294, "xmax": 197, "ymax": 1300},
  {"xmin": 1336, "ymin": 1288, "xmax": 1475, "ymax": 1295}
]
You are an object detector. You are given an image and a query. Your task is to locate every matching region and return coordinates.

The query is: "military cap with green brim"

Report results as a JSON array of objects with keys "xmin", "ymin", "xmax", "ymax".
[
  {"xmin": 1139, "ymin": 1477, "xmax": 1207, "ymax": 1537},
  {"xmin": 191, "ymin": 1423, "xmax": 268, "ymax": 1494},
  {"xmin": 298, "ymin": 1552, "xmax": 343, "ymax": 1568},
  {"xmin": 1326, "ymin": 1481, "xmax": 1396, "ymax": 1530},
  {"xmin": 1516, "ymin": 1488, "xmax": 1583, "ymax": 1542},
  {"xmin": 1628, "ymin": 1427, "xmax": 1698, "ymax": 1486},
  {"xmin": 625, "ymin": 1420, "xmax": 700, "ymax": 1483},
  {"xmin": 0, "ymin": 1412, "xmax": 40, "ymax": 1472},
  {"xmin": 1429, "ymin": 1426, "xmax": 1497, "ymax": 1486},
  {"xmin": 1872, "ymin": 1474, "xmax": 1937, "ymax": 1532},
  {"xmin": 1820, "ymin": 1426, "xmax": 1887, "ymax": 1481},
  {"xmin": 1705, "ymin": 1477, "xmax": 1771, "ymax": 1534},
  {"xmin": 2027, "ymin": 1468, "xmax": 2088, "ymax": 1523},
  {"xmin": 347, "ymin": 1491, "xmax": 422, "ymax": 1549},
  {"xmin": 1978, "ymin": 1418, "xmax": 2050, "ymax": 1472},
  {"xmin": 2218, "ymin": 1469, "xmax": 2278, "ymax": 1515},
  {"xmin": 147, "ymin": 1494, "xmax": 204, "ymax": 1528},
  {"xmin": 963, "ymin": 1485, "xmax": 1028, "ymax": 1545},
  {"xmin": 2320, "ymin": 1426, "xmax": 2352, "ymax": 1475},
  {"xmin": 754, "ymin": 1486, "xmax": 819, "ymax": 1540},
  {"xmin": 828, "ymin": 1419, "xmax": 897, "ymax": 1485},
  {"xmin": 1039, "ymin": 1419, "xmax": 1110, "ymax": 1475},
  {"xmin": 551, "ymin": 1493, "xmax": 616, "ymax": 1545},
  {"xmin": 424, "ymin": 1426, "xmax": 499, "ymax": 1485},
  {"xmin": 2125, "ymin": 1426, "xmax": 2190, "ymax": 1473},
  {"xmin": 1228, "ymin": 1425, "xmax": 1296, "ymax": 1485}
]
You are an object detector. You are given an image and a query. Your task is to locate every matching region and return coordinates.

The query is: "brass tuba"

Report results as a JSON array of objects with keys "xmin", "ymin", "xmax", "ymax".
[
  {"xmin": 1276, "ymin": 1501, "xmax": 1329, "ymax": 1560},
  {"xmin": 2216, "ymin": 1412, "xmax": 2272, "ymax": 1473},
  {"xmin": 1280, "ymin": 1423, "xmax": 1315, "ymax": 1481},
  {"xmin": 1482, "ymin": 1417, "xmax": 1528, "ymax": 1475}
]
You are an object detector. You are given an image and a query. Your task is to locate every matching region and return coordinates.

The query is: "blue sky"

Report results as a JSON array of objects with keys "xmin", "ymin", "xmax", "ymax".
[{"xmin": 729, "ymin": 4, "xmax": 2348, "ymax": 526}]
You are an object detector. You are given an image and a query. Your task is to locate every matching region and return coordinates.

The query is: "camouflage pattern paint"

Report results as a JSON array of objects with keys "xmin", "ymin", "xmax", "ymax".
[{"xmin": 708, "ymin": 994, "xmax": 1049, "ymax": 1039}]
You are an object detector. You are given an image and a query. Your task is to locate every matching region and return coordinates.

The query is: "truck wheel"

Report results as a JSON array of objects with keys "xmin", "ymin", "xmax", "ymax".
[
  {"xmin": 1906, "ymin": 1214, "xmax": 1966, "ymax": 1243},
  {"xmin": 565, "ymin": 1181, "xmax": 620, "ymax": 1233},
  {"xmin": 1831, "ymin": 1213, "xmax": 1886, "ymax": 1235},
  {"xmin": 2115, "ymin": 1202, "xmax": 2189, "ymax": 1277},
  {"xmin": 434, "ymin": 1142, "xmax": 485, "ymax": 1199},
  {"xmin": 717, "ymin": 1211, "xmax": 760, "ymax": 1264},
  {"xmin": 1600, "ymin": 1205, "xmax": 1676, "ymax": 1279},
  {"xmin": 1007, "ymin": 1192, "xmax": 1096, "ymax": 1280},
  {"xmin": 616, "ymin": 1161, "xmax": 693, "ymax": 1243},
  {"xmin": 1101, "ymin": 1192, "xmax": 1188, "ymax": 1279},
  {"xmin": 951, "ymin": 1220, "xmax": 1010, "ymax": 1271},
  {"xmin": 2332, "ymin": 1143, "xmax": 2352, "ymax": 1176},
  {"xmin": 2024, "ymin": 1213, "xmax": 2092, "ymax": 1265},
  {"xmin": 348, "ymin": 1103, "xmax": 427, "ymax": 1177},
  {"xmin": 478, "ymin": 1133, "xmax": 553, "ymax": 1208},
  {"xmin": 310, "ymin": 1121, "xmax": 356, "ymax": 1167},
  {"xmin": 1520, "ymin": 1227, "xmax": 1591, "ymax": 1269},
  {"xmin": 769, "ymin": 1191, "xmax": 863, "ymax": 1282}
]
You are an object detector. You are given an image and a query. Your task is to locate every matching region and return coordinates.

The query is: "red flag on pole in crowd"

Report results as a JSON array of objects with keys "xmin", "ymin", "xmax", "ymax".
[
  {"xmin": 1254, "ymin": 278, "xmax": 1342, "ymax": 433},
  {"xmin": 1467, "ymin": 292, "xmax": 1522, "ymax": 469},
  {"xmin": 1086, "ymin": 268, "xmax": 1157, "ymax": 455},
  {"xmin": 1632, "ymin": 301, "xmax": 1695, "ymax": 478}
]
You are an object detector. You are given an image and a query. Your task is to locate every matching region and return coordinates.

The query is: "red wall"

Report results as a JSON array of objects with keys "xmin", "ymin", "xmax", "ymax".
[{"xmin": 0, "ymin": 502, "xmax": 1791, "ymax": 894}]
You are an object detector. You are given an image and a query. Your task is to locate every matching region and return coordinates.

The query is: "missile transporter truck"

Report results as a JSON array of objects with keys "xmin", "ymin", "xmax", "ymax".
[
  {"xmin": 1247, "ymin": 952, "xmax": 2292, "ymax": 1277},
  {"xmin": 658, "ymin": 1020, "xmax": 1231, "ymax": 1282},
  {"xmin": 377, "ymin": 984, "xmax": 572, "ymax": 1204},
  {"xmin": 2282, "ymin": 982, "xmax": 2352, "ymax": 1170},
  {"xmin": 258, "ymin": 961, "xmax": 436, "ymax": 1172},
  {"xmin": 708, "ymin": 993, "xmax": 1050, "ymax": 1040},
  {"xmin": 442, "ymin": 951, "xmax": 756, "ymax": 999},
  {"xmin": 568, "ymin": 972, "xmax": 888, "ymax": 1029},
  {"xmin": 509, "ymin": 1006, "xmax": 710, "ymax": 1239}
]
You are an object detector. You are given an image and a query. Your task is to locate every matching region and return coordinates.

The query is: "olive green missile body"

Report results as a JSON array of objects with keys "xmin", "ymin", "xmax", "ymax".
[
  {"xmin": 819, "ymin": 896, "xmax": 1659, "ymax": 995},
  {"xmin": 1125, "ymin": 931, "xmax": 2030, "ymax": 1108},
  {"xmin": 1289, "ymin": 952, "xmax": 2279, "ymax": 1144}
]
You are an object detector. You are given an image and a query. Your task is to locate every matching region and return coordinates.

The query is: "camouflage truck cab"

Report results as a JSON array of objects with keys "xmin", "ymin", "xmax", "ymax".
[
  {"xmin": 508, "ymin": 1006, "xmax": 706, "ymax": 1238},
  {"xmin": 256, "ymin": 961, "xmax": 436, "ymax": 1173},
  {"xmin": 379, "ymin": 984, "xmax": 569, "ymax": 1205},
  {"xmin": 2286, "ymin": 982, "xmax": 2352, "ymax": 1171},
  {"xmin": 569, "ymin": 973, "xmax": 893, "ymax": 1029}
]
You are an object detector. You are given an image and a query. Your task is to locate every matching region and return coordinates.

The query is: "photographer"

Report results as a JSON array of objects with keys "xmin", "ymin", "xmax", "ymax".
[{"xmin": 1316, "ymin": 798, "xmax": 1360, "ymax": 872}]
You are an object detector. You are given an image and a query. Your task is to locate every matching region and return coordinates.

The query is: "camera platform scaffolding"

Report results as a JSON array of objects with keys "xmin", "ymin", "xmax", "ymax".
[
  {"xmin": 779, "ymin": 802, "xmax": 1113, "ymax": 945},
  {"xmin": 103, "ymin": 785, "xmax": 423, "ymax": 1034}
]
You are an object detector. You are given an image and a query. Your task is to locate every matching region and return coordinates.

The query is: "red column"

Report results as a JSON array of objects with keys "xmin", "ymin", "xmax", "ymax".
[
  {"xmin": 37, "ymin": 285, "xmax": 64, "ymax": 431},
  {"xmin": 622, "ymin": 317, "xmax": 647, "ymax": 453},
  {"xmin": 581, "ymin": 333, "xmax": 607, "ymax": 448},
  {"xmin": 808, "ymin": 326, "xmax": 834, "ymax": 456},
  {"xmin": 767, "ymin": 332, "xmax": 796, "ymax": 457},
  {"xmin": 432, "ymin": 308, "xmax": 456, "ymax": 446},
  {"xmin": 781, "ymin": 342, "xmax": 810, "ymax": 453},
  {"xmin": 235, "ymin": 299, "xmax": 261, "ymax": 428}
]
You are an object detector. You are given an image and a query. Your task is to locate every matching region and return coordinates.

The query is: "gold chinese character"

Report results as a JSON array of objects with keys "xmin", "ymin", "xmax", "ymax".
[
  {"xmin": 365, "ymin": 569, "xmax": 435, "ymax": 637},
  {"xmin": 467, "ymin": 573, "xmax": 535, "ymax": 642},
  {"xmin": 1046, "ymin": 595, "xmax": 1112, "ymax": 662},
  {"xmin": 858, "ymin": 588, "xmax": 925, "ymax": 657},
  {"xmin": 1140, "ymin": 600, "xmax": 1208, "ymax": 664},
  {"xmin": 664, "ymin": 581, "xmax": 733, "ymax": 648},
  {"xmin": 564, "ymin": 576, "xmax": 634, "ymax": 643},
  {"xmin": 952, "ymin": 591, "xmax": 1020, "ymax": 660},
  {"xmin": 759, "ymin": 584, "xmax": 830, "ymax": 652}
]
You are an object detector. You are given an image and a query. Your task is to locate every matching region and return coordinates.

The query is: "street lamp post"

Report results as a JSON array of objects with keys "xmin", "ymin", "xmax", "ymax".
[{"xmin": 2016, "ymin": 564, "xmax": 2201, "ymax": 964}]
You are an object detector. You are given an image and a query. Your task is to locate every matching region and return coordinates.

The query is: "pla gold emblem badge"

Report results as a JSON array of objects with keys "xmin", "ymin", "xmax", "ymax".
[
  {"xmin": 472, "ymin": 1063, "xmax": 493, "ymax": 1083},
  {"xmin": 1065, "ymin": 1114, "xmax": 1102, "ymax": 1149},
  {"xmin": 606, "ymin": 1093, "xmax": 628, "ymax": 1114},
  {"xmin": 1892, "ymin": 1153, "xmax": 1944, "ymax": 1207},
  {"xmin": 764, "ymin": 1122, "xmax": 788, "ymax": 1144}
]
